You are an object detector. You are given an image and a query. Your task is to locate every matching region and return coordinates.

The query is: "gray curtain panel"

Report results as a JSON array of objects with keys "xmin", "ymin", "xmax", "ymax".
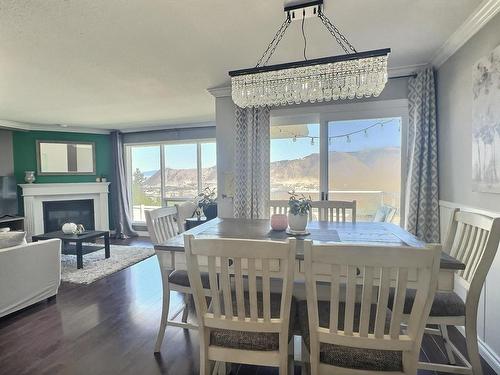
[
  {"xmin": 233, "ymin": 105, "xmax": 270, "ymax": 219},
  {"xmin": 110, "ymin": 131, "xmax": 138, "ymax": 239},
  {"xmin": 405, "ymin": 67, "xmax": 440, "ymax": 243}
]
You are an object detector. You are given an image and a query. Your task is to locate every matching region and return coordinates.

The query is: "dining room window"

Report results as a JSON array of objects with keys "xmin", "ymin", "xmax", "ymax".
[
  {"xmin": 125, "ymin": 140, "xmax": 216, "ymax": 223},
  {"xmin": 270, "ymin": 114, "xmax": 403, "ymax": 224}
]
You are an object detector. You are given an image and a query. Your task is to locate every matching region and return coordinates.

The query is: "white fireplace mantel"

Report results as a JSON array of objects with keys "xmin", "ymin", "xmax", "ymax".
[{"xmin": 19, "ymin": 182, "xmax": 110, "ymax": 239}]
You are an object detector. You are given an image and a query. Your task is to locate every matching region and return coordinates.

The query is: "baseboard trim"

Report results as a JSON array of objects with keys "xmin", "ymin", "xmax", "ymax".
[{"xmin": 456, "ymin": 326, "xmax": 500, "ymax": 374}]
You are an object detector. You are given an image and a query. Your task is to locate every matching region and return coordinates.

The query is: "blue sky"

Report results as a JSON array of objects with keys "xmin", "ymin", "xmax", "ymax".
[
  {"xmin": 131, "ymin": 142, "xmax": 216, "ymax": 173},
  {"xmin": 130, "ymin": 118, "xmax": 401, "ymax": 172},
  {"xmin": 270, "ymin": 117, "xmax": 401, "ymax": 162}
]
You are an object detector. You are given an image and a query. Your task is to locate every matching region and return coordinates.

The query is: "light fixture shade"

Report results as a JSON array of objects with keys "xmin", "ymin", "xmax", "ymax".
[{"xmin": 231, "ymin": 51, "xmax": 389, "ymax": 108}]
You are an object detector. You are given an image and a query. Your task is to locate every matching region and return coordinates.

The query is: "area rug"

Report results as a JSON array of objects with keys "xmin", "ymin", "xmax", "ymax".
[{"xmin": 61, "ymin": 245, "xmax": 155, "ymax": 285}]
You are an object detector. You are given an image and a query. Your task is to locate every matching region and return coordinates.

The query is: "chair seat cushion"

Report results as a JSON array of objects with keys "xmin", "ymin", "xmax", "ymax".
[
  {"xmin": 388, "ymin": 288, "xmax": 465, "ymax": 317},
  {"xmin": 168, "ymin": 269, "xmax": 210, "ymax": 289},
  {"xmin": 210, "ymin": 293, "xmax": 296, "ymax": 351},
  {"xmin": 298, "ymin": 300, "xmax": 403, "ymax": 372}
]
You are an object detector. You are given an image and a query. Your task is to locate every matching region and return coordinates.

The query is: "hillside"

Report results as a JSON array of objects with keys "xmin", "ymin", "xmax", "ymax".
[{"xmin": 144, "ymin": 147, "xmax": 401, "ymax": 192}]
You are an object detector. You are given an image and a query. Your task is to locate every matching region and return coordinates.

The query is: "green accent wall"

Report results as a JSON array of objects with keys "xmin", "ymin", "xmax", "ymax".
[{"xmin": 12, "ymin": 131, "xmax": 114, "ymax": 229}]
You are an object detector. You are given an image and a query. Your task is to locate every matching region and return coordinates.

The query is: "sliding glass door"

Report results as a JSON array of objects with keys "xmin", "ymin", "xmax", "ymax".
[{"xmin": 270, "ymin": 102, "xmax": 406, "ymax": 224}]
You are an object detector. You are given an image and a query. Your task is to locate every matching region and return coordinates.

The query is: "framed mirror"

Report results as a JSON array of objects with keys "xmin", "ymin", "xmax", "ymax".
[{"xmin": 37, "ymin": 140, "xmax": 96, "ymax": 175}]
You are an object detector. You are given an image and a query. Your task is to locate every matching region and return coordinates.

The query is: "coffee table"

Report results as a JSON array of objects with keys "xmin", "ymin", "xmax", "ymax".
[{"xmin": 32, "ymin": 230, "xmax": 110, "ymax": 269}]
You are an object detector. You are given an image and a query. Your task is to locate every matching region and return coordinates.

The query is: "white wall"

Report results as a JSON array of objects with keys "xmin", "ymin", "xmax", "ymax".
[
  {"xmin": 0, "ymin": 130, "xmax": 14, "ymax": 176},
  {"xmin": 214, "ymin": 77, "xmax": 410, "ymax": 218},
  {"xmin": 437, "ymin": 12, "xmax": 500, "ymax": 373}
]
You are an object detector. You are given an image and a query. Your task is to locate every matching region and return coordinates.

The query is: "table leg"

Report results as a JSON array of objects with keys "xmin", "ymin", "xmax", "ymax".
[
  {"xmin": 76, "ymin": 242, "xmax": 83, "ymax": 269},
  {"xmin": 104, "ymin": 232, "xmax": 110, "ymax": 259}
]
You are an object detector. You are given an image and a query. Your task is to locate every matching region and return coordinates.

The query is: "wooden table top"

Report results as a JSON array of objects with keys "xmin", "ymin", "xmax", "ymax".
[{"xmin": 155, "ymin": 218, "xmax": 464, "ymax": 271}]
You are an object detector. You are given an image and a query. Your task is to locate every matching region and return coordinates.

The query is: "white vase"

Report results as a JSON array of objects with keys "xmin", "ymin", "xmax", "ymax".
[
  {"xmin": 287, "ymin": 213, "xmax": 308, "ymax": 232},
  {"xmin": 24, "ymin": 171, "xmax": 35, "ymax": 184},
  {"xmin": 62, "ymin": 222, "xmax": 78, "ymax": 234}
]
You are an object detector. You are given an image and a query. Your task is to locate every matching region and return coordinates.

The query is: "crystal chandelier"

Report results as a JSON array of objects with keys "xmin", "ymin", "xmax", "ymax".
[{"xmin": 229, "ymin": 0, "xmax": 390, "ymax": 108}]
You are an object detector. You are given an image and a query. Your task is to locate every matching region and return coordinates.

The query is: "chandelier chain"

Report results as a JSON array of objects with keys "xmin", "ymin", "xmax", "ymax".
[
  {"xmin": 318, "ymin": 10, "xmax": 357, "ymax": 54},
  {"xmin": 255, "ymin": 16, "xmax": 291, "ymax": 68}
]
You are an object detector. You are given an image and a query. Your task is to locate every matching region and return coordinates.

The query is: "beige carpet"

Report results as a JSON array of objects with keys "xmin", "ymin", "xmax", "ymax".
[{"xmin": 61, "ymin": 245, "xmax": 155, "ymax": 284}]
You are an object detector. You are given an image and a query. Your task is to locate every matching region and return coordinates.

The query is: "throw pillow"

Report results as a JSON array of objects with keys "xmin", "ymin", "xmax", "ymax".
[{"xmin": 0, "ymin": 231, "xmax": 27, "ymax": 249}]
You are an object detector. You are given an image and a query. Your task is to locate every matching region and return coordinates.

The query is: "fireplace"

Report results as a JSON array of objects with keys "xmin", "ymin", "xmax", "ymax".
[{"xmin": 43, "ymin": 199, "xmax": 95, "ymax": 233}]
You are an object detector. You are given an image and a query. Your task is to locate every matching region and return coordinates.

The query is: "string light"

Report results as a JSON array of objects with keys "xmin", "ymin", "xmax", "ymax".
[{"xmin": 282, "ymin": 119, "xmax": 394, "ymax": 144}]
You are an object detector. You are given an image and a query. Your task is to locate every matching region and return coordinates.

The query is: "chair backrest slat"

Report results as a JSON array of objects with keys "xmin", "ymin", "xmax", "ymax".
[
  {"xmin": 344, "ymin": 265, "xmax": 357, "ymax": 336},
  {"xmin": 248, "ymin": 258, "xmax": 258, "ymax": 321},
  {"xmin": 359, "ymin": 266, "xmax": 374, "ymax": 337},
  {"xmin": 145, "ymin": 206, "xmax": 179, "ymax": 245},
  {"xmin": 374, "ymin": 266, "xmax": 391, "ymax": 339},
  {"xmin": 329, "ymin": 264, "xmax": 340, "ymax": 333},
  {"xmin": 303, "ymin": 240, "xmax": 441, "ymax": 372},
  {"xmin": 389, "ymin": 267, "xmax": 409, "ymax": 339},
  {"xmin": 207, "ymin": 256, "xmax": 221, "ymax": 318},
  {"xmin": 220, "ymin": 256, "xmax": 233, "ymax": 320}
]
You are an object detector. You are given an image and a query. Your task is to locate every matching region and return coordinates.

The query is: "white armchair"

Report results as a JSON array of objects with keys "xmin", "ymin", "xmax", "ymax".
[{"xmin": 0, "ymin": 238, "xmax": 61, "ymax": 318}]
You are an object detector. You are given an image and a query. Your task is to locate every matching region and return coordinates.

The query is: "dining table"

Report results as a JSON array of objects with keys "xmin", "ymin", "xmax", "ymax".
[{"xmin": 154, "ymin": 218, "xmax": 465, "ymax": 292}]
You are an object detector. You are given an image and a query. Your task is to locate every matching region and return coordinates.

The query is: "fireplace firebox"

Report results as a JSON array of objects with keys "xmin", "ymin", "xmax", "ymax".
[{"xmin": 42, "ymin": 199, "xmax": 95, "ymax": 233}]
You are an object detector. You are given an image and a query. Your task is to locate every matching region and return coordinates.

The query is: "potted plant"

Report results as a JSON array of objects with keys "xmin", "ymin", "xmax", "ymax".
[
  {"xmin": 287, "ymin": 191, "xmax": 312, "ymax": 232},
  {"xmin": 198, "ymin": 187, "xmax": 217, "ymax": 220}
]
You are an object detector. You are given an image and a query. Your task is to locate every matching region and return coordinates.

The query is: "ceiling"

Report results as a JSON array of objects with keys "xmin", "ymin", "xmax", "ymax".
[{"xmin": 0, "ymin": 0, "xmax": 482, "ymax": 130}]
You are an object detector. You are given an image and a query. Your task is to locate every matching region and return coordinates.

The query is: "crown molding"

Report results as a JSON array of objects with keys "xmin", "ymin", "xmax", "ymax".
[
  {"xmin": 207, "ymin": 86, "xmax": 231, "ymax": 98},
  {"xmin": 120, "ymin": 121, "xmax": 215, "ymax": 133},
  {"xmin": 0, "ymin": 119, "xmax": 110, "ymax": 134},
  {"xmin": 432, "ymin": 0, "xmax": 500, "ymax": 68}
]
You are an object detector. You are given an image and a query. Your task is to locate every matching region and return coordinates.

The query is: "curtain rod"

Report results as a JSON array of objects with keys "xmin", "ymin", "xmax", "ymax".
[{"xmin": 389, "ymin": 73, "xmax": 417, "ymax": 80}]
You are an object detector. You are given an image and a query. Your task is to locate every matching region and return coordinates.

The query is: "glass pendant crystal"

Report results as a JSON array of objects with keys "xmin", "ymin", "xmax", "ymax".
[{"xmin": 231, "ymin": 54, "xmax": 388, "ymax": 108}]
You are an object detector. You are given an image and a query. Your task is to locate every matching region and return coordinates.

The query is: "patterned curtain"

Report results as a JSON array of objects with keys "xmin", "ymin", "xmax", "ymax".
[
  {"xmin": 233, "ymin": 105, "xmax": 270, "ymax": 219},
  {"xmin": 405, "ymin": 67, "xmax": 440, "ymax": 243}
]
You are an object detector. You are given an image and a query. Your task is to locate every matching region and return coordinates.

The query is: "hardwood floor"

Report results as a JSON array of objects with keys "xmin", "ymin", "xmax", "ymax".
[{"xmin": 0, "ymin": 237, "xmax": 496, "ymax": 375}]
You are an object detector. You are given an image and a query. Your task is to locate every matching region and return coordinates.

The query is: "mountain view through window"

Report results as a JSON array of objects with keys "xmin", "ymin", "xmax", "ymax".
[{"xmin": 270, "ymin": 118, "xmax": 401, "ymax": 223}]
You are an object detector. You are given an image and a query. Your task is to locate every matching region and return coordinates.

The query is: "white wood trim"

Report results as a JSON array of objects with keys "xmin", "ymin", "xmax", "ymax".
[
  {"xmin": 440, "ymin": 200, "xmax": 500, "ymax": 218},
  {"xmin": 207, "ymin": 86, "xmax": 232, "ymax": 98},
  {"xmin": 0, "ymin": 119, "xmax": 110, "ymax": 134},
  {"xmin": 19, "ymin": 182, "xmax": 111, "ymax": 239},
  {"xmin": 431, "ymin": 0, "xmax": 500, "ymax": 67}
]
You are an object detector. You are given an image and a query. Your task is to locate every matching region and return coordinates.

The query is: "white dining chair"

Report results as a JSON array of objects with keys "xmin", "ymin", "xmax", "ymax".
[
  {"xmin": 269, "ymin": 200, "xmax": 291, "ymax": 216},
  {"xmin": 398, "ymin": 209, "xmax": 500, "ymax": 374},
  {"xmin": 175, "ymin": 200, "xmax": 198, "ymax": 233},
  {"xmin": 185, "ymin": 234, "xmax": 297, "ymax": 374},
  {"xmin": 146, "ymin": 206, "xmax": 210, "ymax": 353},
  {"xmin": 300, "ymin": 241, "xmax": 441, "ymax": 374},
  {"xmin": 311, "ymin": 200, "xmax": 357, "ymax": 223},
  {"xmin": 373, "ymin": 204, "xmax": 397, "ymax": 223}
]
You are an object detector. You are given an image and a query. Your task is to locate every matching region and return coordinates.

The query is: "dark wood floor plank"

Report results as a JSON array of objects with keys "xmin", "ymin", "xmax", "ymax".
[{"xmin": 0, "ymin": 237, "xmax": 496, "ymax": 375}]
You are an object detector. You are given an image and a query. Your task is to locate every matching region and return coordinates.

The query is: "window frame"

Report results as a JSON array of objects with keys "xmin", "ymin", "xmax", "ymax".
[
  {"xmin": 270, "ymin": 99, "xmax": 409, "ymax": 226},
  {"xmin": 124, "ymin": 138, "xmax": 216, "ymax": 224}
]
